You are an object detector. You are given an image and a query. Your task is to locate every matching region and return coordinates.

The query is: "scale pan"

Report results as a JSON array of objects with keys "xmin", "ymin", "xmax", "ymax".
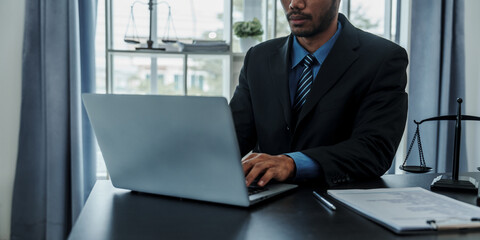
[
  {"xmin": 124, "ymin": 39, "xmax": 140, "ymax": 44},
  {"xmin": 399, "ymin": 165, "xmax": 432, "ymax": 173}
]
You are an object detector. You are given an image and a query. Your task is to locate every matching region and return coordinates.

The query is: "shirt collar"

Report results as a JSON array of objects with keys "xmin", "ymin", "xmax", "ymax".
[{"xmin": 291, "ymin": 21, "xmax": 343, "ymax": 69}]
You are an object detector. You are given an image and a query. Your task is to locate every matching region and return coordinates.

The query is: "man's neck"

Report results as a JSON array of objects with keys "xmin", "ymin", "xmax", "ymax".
[{"xmin": 296, "ymin": 16, "xmax": 339, "ymax": 54}]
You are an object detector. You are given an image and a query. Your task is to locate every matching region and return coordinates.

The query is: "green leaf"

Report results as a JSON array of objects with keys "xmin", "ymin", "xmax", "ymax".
[{"xmin": 233, "ymin": 17, "xmax": 264, "ymax": 38}]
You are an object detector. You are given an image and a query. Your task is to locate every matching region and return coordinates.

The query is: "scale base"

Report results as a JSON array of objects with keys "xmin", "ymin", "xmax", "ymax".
[{"xmin": 430, "ymin": 175, "xmax": 479, "ymax": 193}]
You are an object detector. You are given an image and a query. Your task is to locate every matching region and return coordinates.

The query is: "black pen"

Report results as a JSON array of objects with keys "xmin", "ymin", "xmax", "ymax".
[{"xmin": 313, "ymin": 191, "xmax": 336, "ymax": 211}]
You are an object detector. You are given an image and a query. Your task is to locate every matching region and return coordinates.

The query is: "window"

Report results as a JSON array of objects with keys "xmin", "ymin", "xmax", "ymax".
[
  {"xmin": 342, "ymin": 0, "xmax": 399, "ymax": 42},
  {"xmin": 95, "ymin": 0, "xmax": 234, "ymax": 178},
  {"xmin": 105, "ymin": 0, "xmax": 231, "ymax": 97}
]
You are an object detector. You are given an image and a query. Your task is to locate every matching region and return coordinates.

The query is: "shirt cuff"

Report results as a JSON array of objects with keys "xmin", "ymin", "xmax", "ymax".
[{"xmin": 285, "ymin": 152, "xmax": 322, "ymax": 182}]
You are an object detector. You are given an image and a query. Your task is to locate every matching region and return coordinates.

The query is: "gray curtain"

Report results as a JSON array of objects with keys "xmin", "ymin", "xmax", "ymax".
[
  {"xmin": 10, "ymin": 0, "xmax": 97, "ymax": 239},
  {"xmin": 406, "ymin": 0, "xmax": 466, "ymax": 173}
]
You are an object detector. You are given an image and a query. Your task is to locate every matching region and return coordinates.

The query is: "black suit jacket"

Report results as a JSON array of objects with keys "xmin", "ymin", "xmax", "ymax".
[{"xmin": 230, "ymin": 14, "xmax": 408, "ymax": 186}]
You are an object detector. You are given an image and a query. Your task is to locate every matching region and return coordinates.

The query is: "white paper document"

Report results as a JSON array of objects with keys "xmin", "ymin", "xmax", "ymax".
[{"xmin": 327, "ymin": 187, "xmax": 480, "ymax": 234}]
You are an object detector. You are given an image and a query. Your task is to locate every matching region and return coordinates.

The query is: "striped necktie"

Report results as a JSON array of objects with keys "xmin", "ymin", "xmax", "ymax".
[{"xmin": 293, "ymin": 54, "xmax": 315, "ymax": 113}]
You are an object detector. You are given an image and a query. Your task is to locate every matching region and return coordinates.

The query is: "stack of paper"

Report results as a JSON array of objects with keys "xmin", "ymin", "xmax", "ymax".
[
  {"xmin": 177, "ymin": 40, "xmax": 230, "ymax": 52},
  {"xmin": 328, "ymin": 187, "xmax": 480, "ymax": 234}
]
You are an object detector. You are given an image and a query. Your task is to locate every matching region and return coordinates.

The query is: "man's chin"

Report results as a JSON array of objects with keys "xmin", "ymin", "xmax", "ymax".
[
  {"xmin": 291, "ymin": 29, "xmax": 316, "ymax": 38},
  {"xmin": 290, "ymin": 24, "xmax": 330, "ymax": 38}
]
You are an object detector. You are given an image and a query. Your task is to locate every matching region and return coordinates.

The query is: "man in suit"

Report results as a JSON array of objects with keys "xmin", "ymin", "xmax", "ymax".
[{"xmin": 230, "ymin": 0, "xmax": 408, "ymax": 187}]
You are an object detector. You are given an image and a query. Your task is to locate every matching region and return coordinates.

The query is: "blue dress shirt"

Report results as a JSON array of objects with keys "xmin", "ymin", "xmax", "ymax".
[{"xmin": 286, "ymin": 22, "xmax": 343, "ymax": 182}]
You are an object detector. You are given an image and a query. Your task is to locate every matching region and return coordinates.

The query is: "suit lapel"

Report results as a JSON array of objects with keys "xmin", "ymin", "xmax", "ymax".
[
  {"xmin": 268, "ymin": 36, "xmax": 293, "ymax": 125},
  {"xmin": 296, "ymin": 14, "xmax": 360, "ymax": 128}
]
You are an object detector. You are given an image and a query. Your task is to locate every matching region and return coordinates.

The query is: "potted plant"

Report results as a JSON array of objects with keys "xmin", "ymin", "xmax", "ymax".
[{"xmin": 233, "ymin": 17, "xmax": 264, "ymax": 52}]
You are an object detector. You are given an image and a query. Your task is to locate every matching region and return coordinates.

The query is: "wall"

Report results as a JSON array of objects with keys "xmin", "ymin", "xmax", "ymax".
[
  {"xmin": 464, "ymin": 0, "xmax": 480, "ymax": 171},
  {"xmin": 0, "ymin": 1, "xmax": 25, "ymax": 239}
]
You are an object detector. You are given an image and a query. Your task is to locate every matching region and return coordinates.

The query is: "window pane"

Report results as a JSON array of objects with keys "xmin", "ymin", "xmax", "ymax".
[
  {"xmin": 169, "ymin": 0, "xmax": 225, "ymax": 40},
  {"xmin": 113, "ymin": 0, "xmax": 226, "ymax": 50},
  {"xmin": 232, "ymin": 0, "xmax": 243, "ymax": 52},
  {"xmin": 350, "ymin": 0, "xmax": 385, "ymax": 36},
  {"xmin": 275, "ymin": 1, "xmax": 290, "ymax": 38},
  {"xmin": 187, "ymin": 55, "xmax": 227, "ymax": 97},
  {"xmin": 339, "ymin": 0, "xmax": 348, "ymax": 15},
  {"xmin": 391, "ymin": 0, "xmax": 398, "ymax": 42},
  {"xmin": 265, "ymin": 0, "xmax": 276, "ymax": 40},
  {"xmin": 111, "ymin": 54, "xmax": 184, "ymax": 95}
]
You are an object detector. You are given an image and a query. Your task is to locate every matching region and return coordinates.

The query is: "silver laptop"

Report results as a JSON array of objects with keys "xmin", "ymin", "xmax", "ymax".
[{"xmin": 82, "ymin": 94, "xmax": 297, "ymax": 207}]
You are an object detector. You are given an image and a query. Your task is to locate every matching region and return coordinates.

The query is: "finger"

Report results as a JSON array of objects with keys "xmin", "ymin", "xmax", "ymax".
[
  {"xmin": 258, "ymin": 168, "xmax": 276, "ymax": 187},
  {"xmin": 242, "ymin": 158, "xmax": 255, "ymax": 175},
  {"xmin": 241, "ymin": 153, "xmax": 261, "ymax": 174},
  {"xmin": 241, "ymin": 153, "xmax": 259, "ymax": 163},
  {"xmin": 245, "ymin": 161, "xmax": 269, "ymax": 186}
]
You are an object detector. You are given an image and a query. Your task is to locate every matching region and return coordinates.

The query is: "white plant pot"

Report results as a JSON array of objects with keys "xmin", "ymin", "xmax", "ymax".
[{"xmin": 239, "ymin": 37, "xmax": 259, "ymax": 52}]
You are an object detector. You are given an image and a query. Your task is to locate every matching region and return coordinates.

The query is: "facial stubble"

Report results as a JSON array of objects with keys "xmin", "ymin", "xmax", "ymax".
[{"xmin": 287, "ymin": 0, "xmax": 338, "ymax": 38}]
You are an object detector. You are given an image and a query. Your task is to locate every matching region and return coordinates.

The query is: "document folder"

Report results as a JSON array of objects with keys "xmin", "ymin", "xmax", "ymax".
[{"xmin": 327, "ymin": 187, "xmax": 480, "ymax": 234}]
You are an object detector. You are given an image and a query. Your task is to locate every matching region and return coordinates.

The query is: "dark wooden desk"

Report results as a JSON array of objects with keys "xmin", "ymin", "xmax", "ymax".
[{"xmin": 68, "ymin": 172, "xmax": 480, "ymax": 240}]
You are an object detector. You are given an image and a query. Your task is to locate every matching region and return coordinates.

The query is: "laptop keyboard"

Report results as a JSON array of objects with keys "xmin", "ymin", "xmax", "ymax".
[{"xmin": 248, "ymin": 185, "xmax": 268, "ymax": 195}]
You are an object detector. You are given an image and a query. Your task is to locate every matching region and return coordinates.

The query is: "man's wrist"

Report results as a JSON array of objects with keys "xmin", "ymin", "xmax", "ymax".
[
  {"xmin": 285, "ymin": 152, "xmax": 322, "ymax": 182},
  {"xmin": 280, "ymin": 154, "xmax": 296, "ymax": 179}
]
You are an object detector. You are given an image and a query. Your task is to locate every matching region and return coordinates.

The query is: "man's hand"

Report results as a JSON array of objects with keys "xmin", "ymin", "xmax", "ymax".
[{"xmin": 242, "ymin": 153, "xmax": 296, "ymax": 187}]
